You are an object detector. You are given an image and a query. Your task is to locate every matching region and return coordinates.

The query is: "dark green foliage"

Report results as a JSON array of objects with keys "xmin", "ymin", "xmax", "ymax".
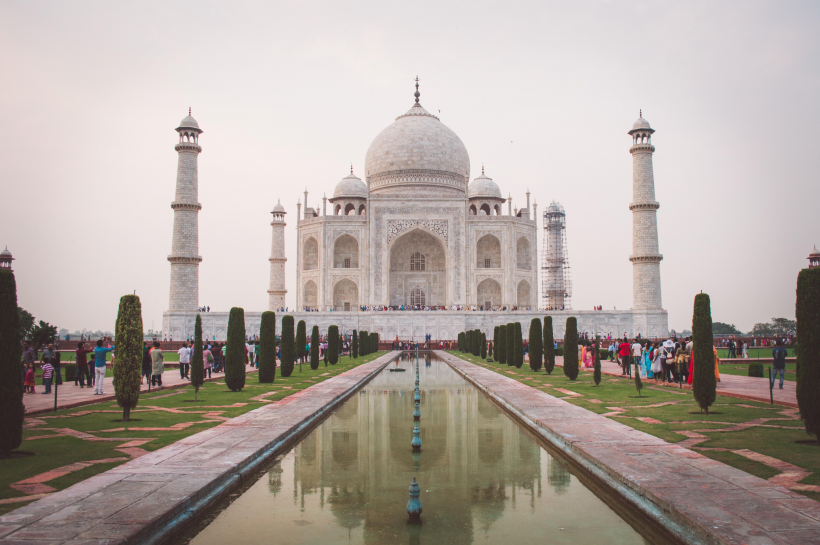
[
  {"xmin": 487, "ymin": 339, "xmax": 493, "ymax": 359},
  {"xmin": 492, "ymin": 326, "xmax": 499, "ymax": 357},
  {"xmin": 328, "ymin": 325, "xmax": 339, "ymax": 365},
  {"xmin": 225, "ymin": 307, "xmax": 247, "ymax": 391},
  {"xmin": 514, "ymin": 322, "xmax": 523, "ymax": 368},
  {"xmin": 370, "ymin": 332, "xmax": 378, "ymax": 353},
  {"xmin": 497, "ymin": 326, "xmax": 507, "ymax": 364},
  {"xmin": 692, "ymin": 294, "xmax": 716, "ymax": 414},
  {"xmin": 796, "ymin": 267, "xmax": 820, "ymax": 437},
  {"xmin": 280, "ymin": 315, "xmax": 295, "ymax": 377},
  {"xmin": 113, "ymin": 295, "xmax": 143, "ymax": 420},
  {"xmin": 360, "ymin": 330, "xmax": 368, "ymax": 356},
  {"xmin": 352, "ymin": 330, "xmax": 358, "ymax": 359},
  {"xmin": 473, "ymin": 330, "xmax": 481, "ymax": 357},
  {"xmin": 190, "ymin": 313, "xmax": 204, "ymax": 400},
  {"xmin": 544, "ymin": 316, "xmax": 555, "ymax": 375},
  {"xmin": 564, "ymin": 317, "xmax": 578, "ymax": 380},
  {"xmin": 29, "ymin": 319, "xmax": 57, "ymax": 353},
  {"xmin": 480, "ymin": 332, "xmax": 487, "ymax": 359},
  {"xmin": 529, "ymin": 318, "xmax": 542, "ymax": 372},
  {"xmin": 18, "ymin": 307, "xmax": 34, "ymax": 342},
  {"xmin": 296, "ymin": 320, "xmax": 306, "ymax": 364},
  {"xmin": 466, "ymin": 330, "xmax": 472, "ymax": 355},
  {"xmin": 593, "ymin": 336, "xmax": 601, "ymax": 386},
  {"xmin": 506, "ymin": 323, "xmax": 515, "ymax": 366},
  {"xmin": 258, "ymin": 311, "xmax": 276, "ymax": 383},
  {"xmin": 457, "ymin": 332, "xmax": 462, "ymax": 352},
  {"xmin": 748, "ymin": 362, "xmax": 764, "ymax": 377},
  {"xmin": 323, "ymin": 348, "xmax": 328, "ymax": 366},
  {"xmin": 310, "ymin": 326, "xmax": 320, "ymax": 370},
  {"xmin": 0, "ymin": 270, "xmax": 24, "ymax": 454}
]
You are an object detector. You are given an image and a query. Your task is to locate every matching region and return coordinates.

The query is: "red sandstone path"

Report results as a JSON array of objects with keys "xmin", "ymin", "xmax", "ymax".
[{"xmin": 23, "ymin": 363, "xmax": 262, "ymax": 415}]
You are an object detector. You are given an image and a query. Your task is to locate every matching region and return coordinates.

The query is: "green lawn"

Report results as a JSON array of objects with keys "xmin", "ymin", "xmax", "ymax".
[
  {"xmin": 1, "ymin": 351, "xmax": 387, "ymax": 515},
  {"xmin": 715, "ymin": 347, "xmax": 795, "ymax": 359},
  {"xmin": 447, "ymin": 351, "xmax": 819, "ymax": 502},
  {"xmin": 718, "ymin": 362, "xmax": 796, "ymax": 381}
]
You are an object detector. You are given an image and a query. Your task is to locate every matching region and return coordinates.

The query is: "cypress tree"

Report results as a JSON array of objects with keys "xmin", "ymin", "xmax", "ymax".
[
  {"xmin": 593, "ymin": 335, "xmax": 601, "ymax": 386},
  {"xmin": 472, "ymin": 330, "xmax": 479, "ymax": 356},
  {"xmin": 564, "ymin": 317, "xmax": 579, "ymax": 380},
  {"xmin": 480, "ymin": 332, "xmax": 487, "ymax": 359},
  {"xmin": 544, "ymin": 316, "xmax": 555, "ymax": 375},
  {"xmin": 296, "ymin": 320, "xmax": 306, "ymax": 366},
  {"xmin": 692, "ymin": 293, "xmax": 716, "ymax": 414},
  {"xmin": 310, "ymin": 325, "xmax": 320, "ymax": 370},
  {"xmin": 506, "ymin": 323, "xmax": 515, "ymax": 367},
  {"xmin": 514, "ymin": 322, "xmax": 524, "ymax": 368},
  {"xmin": 493, "ymin": 326, "xmax": 499, "ymax": 356},
  {"xmin": 371, "ymin": 332, "xmax": 378, "ymax": 353},
  {"xmin": 487, "ymin": 340, "xmax": 493, "ymax": 361},
  {"xmin": 225, "ymin": 307, "xmax": 246, "ymax": 391},
  {"xmin": 258, "ymin": 311, "xmax": 276, "ymax": 383},
  {"xmin": 797, "ymin": 267, "xmax": 820, "ymax": 438},
  {"xmin": 529, "ymin": 318, "xmax": 542, "ymax": 372},
  {"xmin": 0, "ymin": 269, "xmax": 23, "ymax": 455},
  {"xmin": 323, "ymin": 348, "xmax": 328, "ymax": 366},
  {"xmin": 360, "ymin": 330, "xmax": 368, "ymax": 356},
  {"xmin": 112, "ymin": 295, "xmax": 143, "ymax": 420},
  {"xmin": 497, "ymin": 325, "xmax": 507, "ymax": 364},
  {"xmin": 280, "ymin": 315, "xmax": 295, "ymax": 377},
  {"xmin": 328, "ymin": 325, "xmax": 339, "ymax": 365},
  {"xmin": 352, "ymin": 330, "xmax": 358, "ymax": 359},
  {"xmin": 190, "ymin": 313, "xmax": 204, "ymax": 401},
  {"xmin": 466, "ymin": 330, "xmax": 472, "ymax": 355}
]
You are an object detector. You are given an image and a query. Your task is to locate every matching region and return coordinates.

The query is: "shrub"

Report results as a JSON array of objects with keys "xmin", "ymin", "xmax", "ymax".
[
  {"xmin": 296, "ymin": 320, "xmax": 306, "ymax": 366},
  {"xmin": 328, "ymin": 325, "xmax": 339, "ymax": 365},
  {"xmin": 0, "ymin": 270, "xmax": 24, "ymax": 455},
  {"xmin": 370, "ymin": 332, "xmax": 378, "ymax": 354},
  {"xmin": 529, "ymin": 318, "xmax": 542, "ymax": 372},
  {"xmin": 480, "ymin": 332, "xmax": 487, "ymax": 359},
  {"xmin": 280, "ymin": 315, "xmax": 295, "ymax": 377},
  {"xmin": 514, "ymin": 323, "xmax": 524, "ymax": 368},
  {"xmin": 564, "ymin": 317, "xmax": 579, "ymax": 380},
  {"xmin": 310, "ymin": 325, "xmax": 320, "ymax": 370},
  {"xmin": 692, "ymin": 294, "xmax": 716, "ymax": 414},
  {"xmin": 114, "ymin": 294, "xmax": 143, "ymax": 420},
  {"xmin": 797, "ymin": 267, "xmax": 820, "ymax": 438},
  {"xmin": 225, "ymin": 307, "xmax": 246, "ymax": 391},
  {"xmin": 258, "ymin": 311, "xmax": 276, "ymax": 383},
  {"xmin": 474, "ymin": 329, "xmax": 481, "ymax": 357},
  {"xmin": 593, "ymin": 336, "xmax": 601, "ymax": 386},
  {"xmin": 190, "ymin": 313, "xmax": 204, "ymax": 401},
  {"xmin": 507, "ymin": 322, "xmax": 515, "ymax": 367},
  {"xmin": 488, "ymin": 339, "xmax": 493, "ymax": 360},
  {"xmin": 497, "ymin": 325, "xmax": 507, "ymax": 364},
  {"xmin": 352, "ymin": 330, "xmax": 358, "ymax": 359},
  {"xmin": 748, "ymin": 362, "xmax": 764, "ymax": 377},
  {"xmin": 556, "ymin": 347, "xmax": 564, "ymax": 357},
  {"xmin": 360, "ymin": 330, "xmax": 368, "ymax": 356},
  {"xmin": 543, "ymin": 316, "xmax": 555, "ymax": 375}
]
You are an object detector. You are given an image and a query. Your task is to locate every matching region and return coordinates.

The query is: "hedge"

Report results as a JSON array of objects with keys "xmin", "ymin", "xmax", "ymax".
[
  {"xmin": 225, "ymin": 307, "xmax": 246, "ymax": 391},
  {"xmin": 692, "ymin": 294, "xmax": 716, "ymax": 414},
  {"xmin": 258, "ymin": 311, "xmax": 276, "ymax": 383},
  {"xmin": 513, "ymin": 322, "xmax": 523, "ymax": 368},
  {"xmin": 543, "ymin": 316, "xmax": 555, "ymax": 375},
  {"xmin": 529, "ymin": 318, "xmax": 542, "ymax": 372},
  {"xmin": 328, "ymin": 325, "xmax": 339, "ymax": 365},
  {"xmin": 564, "ymin": 317, "xmax": 579, "ymax": 380},
  {"xmin": 280, "ymin": 315, "xmax": 295, "ymax": 377},
  {"xmin": 506, "ymin": 322, "xmax": 515, "ymax": 367},
  {"xmin": 497, "ymin": 325, "xmax": 507, "ymax": 364}
]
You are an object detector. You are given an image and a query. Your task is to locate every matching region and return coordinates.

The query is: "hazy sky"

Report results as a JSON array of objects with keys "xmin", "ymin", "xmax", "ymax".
[{"xmin": 2, "ymin": 1, "xmax": 818, "ymax": 334}]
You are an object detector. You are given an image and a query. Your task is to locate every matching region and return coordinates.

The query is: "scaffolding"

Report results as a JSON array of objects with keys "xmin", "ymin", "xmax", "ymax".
[{"xmin": 541, "ymin": 201, "xmax": 572, "ymax": 310}]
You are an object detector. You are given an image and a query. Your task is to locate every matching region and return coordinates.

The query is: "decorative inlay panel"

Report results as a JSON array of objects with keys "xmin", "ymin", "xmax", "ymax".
[{"xmin": 387, "ymin": 220, "xmax": 448, "ymax": 244}]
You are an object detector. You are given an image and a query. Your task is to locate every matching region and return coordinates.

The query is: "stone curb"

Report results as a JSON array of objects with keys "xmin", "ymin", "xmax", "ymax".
[{"xmin": 0, "ymin": 352, "xmax": 400, "ymax": 545}]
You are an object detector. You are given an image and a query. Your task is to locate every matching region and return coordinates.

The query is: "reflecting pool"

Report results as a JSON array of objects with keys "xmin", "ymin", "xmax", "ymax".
[{"xmin": 186, "ymin": 353, "xmax": 647, "ymax": 544}]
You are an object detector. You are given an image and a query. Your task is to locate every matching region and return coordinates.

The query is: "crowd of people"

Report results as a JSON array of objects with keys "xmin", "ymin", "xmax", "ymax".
[{"xmin": 607, "ymin": 336, "xmax": 722, "ymax": 385}]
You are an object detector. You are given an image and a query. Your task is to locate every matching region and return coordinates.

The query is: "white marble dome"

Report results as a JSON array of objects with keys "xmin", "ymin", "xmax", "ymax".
[
  {"xmin": 365, "ymin": 100, "xmax": 470, "ymax": 196},
  {"xmin": 632, "ymin": 116, "xmax": 651, "ymax": 130},
  {"xmin": 272, "ymin": 199, "xmax": 286, "ymax": 213},
  {"xmin": 810, "ymin": 245, "xmax": 820, "ymax": 257},
  {"xmin": 468, "ymin": 172, "xmax": 503, "ymax": 199},
  {"xmin": 333, "ymin": 171, "xmax": 367, "ymax": 199}
]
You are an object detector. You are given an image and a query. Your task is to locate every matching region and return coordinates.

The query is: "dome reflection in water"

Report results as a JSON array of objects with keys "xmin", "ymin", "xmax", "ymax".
[{"xmin": 187, "ymin": 354, "xmax": 645, "ymax": 544}]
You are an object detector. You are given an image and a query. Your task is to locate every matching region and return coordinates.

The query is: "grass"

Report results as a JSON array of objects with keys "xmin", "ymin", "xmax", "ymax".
[
  {"xmin": 447, "ymin": 351, "xmax": 819, "ymax": 502},
  {"xmin": 718, "ymin": 362, "xmax": 796, "ymax": 381},
  {"xmin": 0, "ymin": 351, "xmax": 387, "ymax": 515},
  {"xmin": 715, "ymin": 348, "xmax": 795, "ymax": 359}
]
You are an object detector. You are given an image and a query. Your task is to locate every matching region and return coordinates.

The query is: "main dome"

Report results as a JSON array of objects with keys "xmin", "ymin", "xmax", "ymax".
[{"xmin": 365, "ymin": 96, "xmax": 470, "ymax": 197}]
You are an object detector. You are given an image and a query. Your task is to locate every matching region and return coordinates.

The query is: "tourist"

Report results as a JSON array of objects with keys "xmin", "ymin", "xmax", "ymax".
[
  {"xmin": 41, "ymin": 357, "xmax": 53, "ymax": 394},
  {"xmin": 741, "ymin": 340, "xmax": 749, "ymax": 359},
  {"xmin": 608, "ymin": 342, "xmax": 616, "ymax": 361},
  {"xmin": 254, "ymin": 341, "xmax": 260, "ymax": 368},
  {"xmin": 631, "ymin": 338, "xmax": 642, "ymax": 377},
  {"xmin": 641, "ymin": 341, "xmax": 653, "ymax": 379},
  {"xmin": 93, "ymin": 339, "xmax": 115, "ymax": 395},
  {"xmin": 142, "ymin": 342, "xmax": 152, "ymax": 385},
  {"xmin": 204, "ymin": 344, "xmax": 213, "ymax": 378},
  {"xmin": 24, "ymin": 363, "xmax": 35, "ymax": 394},
  {"xmin": 75, "ymin": 341, "xmax": 93, "ymax": 388},
  {"xmin": 771, "ymin": 339, "xmax": 787, "ymax": 389},
  {"xmin": 178, "ymin": 342, "xmax": 191, "ymax": 380},
  {"xmin": 22, "ymin": 340, "xmax": 36, "ymax": 369},
  {"xmin": 660, "ymin": 340, "xmax": 674, "ymax": 382},
  {"xmin": 618, "ymin": 339, "xmax": 631, "ymax": 376},
  {"xmin": 150, "ymin": 341, "xmax": 164, "ymax": 387}
]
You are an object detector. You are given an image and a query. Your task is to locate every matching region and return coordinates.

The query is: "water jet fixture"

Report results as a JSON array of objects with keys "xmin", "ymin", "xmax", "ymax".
[{"xmin": 407, "ymin": 478, "xmax": 422, "ymax": 520}]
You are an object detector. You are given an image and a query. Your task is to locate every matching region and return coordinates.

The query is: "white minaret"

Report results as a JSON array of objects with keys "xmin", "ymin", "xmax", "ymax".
[
  {"xmin": 168, "ymin": 109, "xmax": 203, "ymax": 311},
  {"xmin": 628, "ymin": 111, "xmax": 663, "ymax": 310},
  {"xmin": 267, "ymin": 200, "xmax": 288, "ymax": 310}
]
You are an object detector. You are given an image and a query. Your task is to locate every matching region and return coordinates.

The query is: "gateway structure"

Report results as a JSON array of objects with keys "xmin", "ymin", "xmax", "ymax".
[{"xmin": 163, "ymin": 84, "xmax": 669, "ymax": 342}]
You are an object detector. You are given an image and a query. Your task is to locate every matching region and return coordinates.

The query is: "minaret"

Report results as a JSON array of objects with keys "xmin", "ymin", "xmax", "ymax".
[
  {"xmin": 268, "ymin": 200, "xmax": 288, "ymax": 310},
  {"xmin": 168, "ymin": 109, "xmax": 203, "ymax": 311},
  {"xmin": 628, "ymin": 111, "xmax": 663, "ymax": 310}
]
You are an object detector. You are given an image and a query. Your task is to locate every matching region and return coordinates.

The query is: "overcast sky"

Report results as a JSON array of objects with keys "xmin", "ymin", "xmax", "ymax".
[{"xmin": 1, "ymin": 1, "xmax": 818, "ymax": 334}]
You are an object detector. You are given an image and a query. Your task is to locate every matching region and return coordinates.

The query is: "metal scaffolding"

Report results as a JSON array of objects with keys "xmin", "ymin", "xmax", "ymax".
[{"xmin": 541, "ymin": 201, "xmax": 572, "ymax": 310}]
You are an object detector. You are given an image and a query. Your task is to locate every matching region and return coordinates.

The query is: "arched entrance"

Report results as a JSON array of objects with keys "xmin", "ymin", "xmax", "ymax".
[
  {"xmin": 477, "ymin": 278, "xmax": 502, "ymax": 309},
  {"xmin": 389, "ymin": 229, "xmax": 446, "ymax": 307},
  {"xmin": 333, "ymin": 279, "xmax": 358, "ymax": 311}
]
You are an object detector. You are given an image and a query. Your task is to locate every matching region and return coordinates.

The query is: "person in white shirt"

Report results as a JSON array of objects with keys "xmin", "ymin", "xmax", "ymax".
[
  {"xmin": 178, "ymin": 343, "xmax": 191, "ymax": 380},
  {"xmin": 631, "ymin": 340, "xmax": 643, "ymax": 376}
]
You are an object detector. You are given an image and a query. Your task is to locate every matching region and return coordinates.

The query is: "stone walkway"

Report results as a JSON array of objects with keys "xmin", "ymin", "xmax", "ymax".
[
  {"xmin": 441, "ymin": 351, "xmax": 820, "ymax": 544},
  {"xmin": 0, "ymin": 352, "xmax": 398, "ymax": 544}
]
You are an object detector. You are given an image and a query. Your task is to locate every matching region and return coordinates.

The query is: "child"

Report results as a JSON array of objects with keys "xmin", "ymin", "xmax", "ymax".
[
  {"xmin": 41, "ymin": 358, "xmax": 54, "ymax": 394},
  {"xmin": 24, "ymin": 364, "xmax": 35, "ymax": 393}
]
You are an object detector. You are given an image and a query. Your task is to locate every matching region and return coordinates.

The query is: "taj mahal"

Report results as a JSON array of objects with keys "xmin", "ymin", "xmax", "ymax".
[{"xmin": 163, "ymin": 81, "xmax": 668, "ymax": 341}]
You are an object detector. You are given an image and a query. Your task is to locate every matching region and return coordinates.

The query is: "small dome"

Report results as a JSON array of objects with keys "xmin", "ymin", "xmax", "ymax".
[
  {"xmin": 177, "ymin": 109, "xmax": 201, "ymax": 132},
  {"xmin": 632, "ymin": 116, "xmax": 651, "ymax": 130},
  {"xmin": 811, "ymin": 245, "xmax": 820, "ymax": 256},
  {"xmin": 333, "ymin": 171, "xmax": 367, "ymax": 199},
  {"xmin": 545, "ymin": 200, "xmax": 565, "ymax": 214},
  {"xmin": 272, "ymin": 200, "xmax": 286, "ymax": 213},
  {"xmin": 468, "ymin": 172, "xmax": 503, "ymax": 199},
  {"xmin": 0, "ymin": 246, "xmax": 11, "ymax": 257}
]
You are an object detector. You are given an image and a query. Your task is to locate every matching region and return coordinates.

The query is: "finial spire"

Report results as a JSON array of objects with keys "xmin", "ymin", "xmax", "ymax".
[
  {"xmin": 350, "ymin": 163, "xmax": 353, "ymax": 174},
  {"xmin": 481, "ymin": 164, "xmax": 484, "ymax": 176},
  {"xmin": 414, "ymin": 76, "xmax": 420, "ymax": 105},
  {"xmin": 639, "ymin": 109, "xmax": 642, "ymax": 118},
  {"xmin": 189, "ymin": 107, "xmax": 191, "ymax": 116}
]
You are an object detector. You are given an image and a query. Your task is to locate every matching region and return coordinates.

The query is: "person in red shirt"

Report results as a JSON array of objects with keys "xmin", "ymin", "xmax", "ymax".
[
  {"xmin": 618, "ymin": 340, "xmax": 631, "ymax": 376},
  {"xmin": 75, "ymin": 342, "xmax": 93, "ymax": 388}
]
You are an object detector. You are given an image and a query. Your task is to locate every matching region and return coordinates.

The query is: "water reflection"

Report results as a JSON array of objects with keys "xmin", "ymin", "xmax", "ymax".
[{"xmin": 190, "ymin": 353, "xmax": 644, "ymax": 544}]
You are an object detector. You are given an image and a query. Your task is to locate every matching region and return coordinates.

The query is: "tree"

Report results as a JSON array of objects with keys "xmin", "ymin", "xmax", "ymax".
[
  {"xmin": 772, "ymin": 317, "xmax": 797, "ymax": 336},
  {"xmin": 29, "ymin": 320, "xmax": 57, "ymax": 353},
  {"xmin": 360, "ymin": 330, "xmax": 368, "ymax": 356},
  {"xmin": 352, "ymin": 330, "xmax": 358, "ymax": 359},
  {"xmin": 480, "ymin": 332, "xmax": 487, "ymax": 359},
  {"xmin": 370, "ymin": 332, "xmax": 378, "ymax": 354},
  {"xmin": 593, "ymin": 336, "xmax": 601, "ymax": 386},
  {"xmin": 564, "ymin": 317, "xmax": 578, "ymax": 380},
  {"xmin": 497, "ymin": 325, "xmax": 507, "ymax": 364},
  {"xmin": 796, "ymin": 268, "xmax": 820, "ymax": 439},
  {"xmin": 296, "ymin": 320, "xmax": 306, "ymax": 367},
  {"xmin": 473, "ymin": 330, "xmax": 481, "ymax": 357},
  {"xmin": 328, "ymin": 325, "xmax": 339, "ymax": 365},
  {"xmin": 189, "ymin": 314, "xmax": 204, "ymax": 401},
  {"xmin": 113, "ymin": 295, "xmax": 143, "ymax": 420},
  {"xmin": 750, "ymin": 322, "xmax": 776, "ymax": 336},
  {"xmin": 544, "ymin": 316, "xmax": 555, "ymax": 375},
  {"xmin": 506, "ymin": 322, "xmax": 515, "ymax": 367},
  {"xmin": 529, "ymin": 318, "xmax": 542, "ymax": 372},
  {"xmin": 258, "ymin": 311, "xmax": 276, "ymax": 383},
  {"xmin": 514, "ymin": 322, "xmax": 524, "ymax": 368},
  {"xmin": 712, "ymin": 322, "xmax": 742, "ymax": 335},
  {"xmin": 17, "ymin": 307, "xmax": 33, "ymax": 342},
  {"xmin": 280, "ymin": 316, "xmax": 294, "ymax": 377},
  {"xmin": 692, "ymin": 293, "xmax": 716, "ymax": 414},
  {"xmin": 466, "ymin": 330, "xmax": 472, "ymax": 355},
  {"xmin": 0, "ymin": 270, "xmax": 23, "ymax": 455},
  {"xmin": 310, "ymin": 325, "xmax": 320, "ymax": 370},
  {"xmin": 225, "ymin": 307, "xmax": 246, "ymax": 391}
]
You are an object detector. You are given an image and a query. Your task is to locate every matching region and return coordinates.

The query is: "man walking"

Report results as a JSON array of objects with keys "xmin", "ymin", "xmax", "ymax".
[
  {"xmin": 631, "ymin": 338, "xmax": 643, "ymax": 378},
  {"xmin": 178, "ymin": 342, "xmax": 191, "ymax": 380},
  {"xmin": 618, "ymin": 339, "xmax": 631, "ymax": 376},
  {"xmin": 93, "ymin": 339, "xmax": 114, "ymax": 395},
  {"xmin": 771, "ymin": 339, "xmax": 787, "ymax": 389}
]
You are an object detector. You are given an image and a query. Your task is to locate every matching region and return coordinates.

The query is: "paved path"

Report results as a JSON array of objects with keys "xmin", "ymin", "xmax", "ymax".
[
  {"xmin": 24, "ymin": 364, "xmax": 262, "ymax": 415},
  {"xmin": 440, "ymin": 352, "xmax": 820, "ymax": 544},
  {"xmin": 0, "ymin": 352, "xmax": 398, "ymax": 544}
]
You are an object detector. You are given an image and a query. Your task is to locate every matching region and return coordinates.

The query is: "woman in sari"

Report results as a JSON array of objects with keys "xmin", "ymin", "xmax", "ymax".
[
  {"xmin": 642, "ymin": 342, "xmax": 653, "ymax": 378},
  {"xmin": 582, "ymin": 344, "xmax": 593, "ymax": 368}
]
